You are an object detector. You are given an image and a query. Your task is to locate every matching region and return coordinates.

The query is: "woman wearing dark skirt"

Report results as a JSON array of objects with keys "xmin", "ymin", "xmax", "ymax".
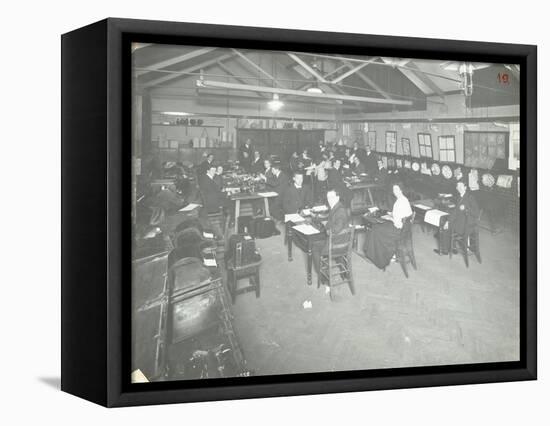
[{"xmin": 363, "ymin": 183, "xmax": 412, "ymax": 269}]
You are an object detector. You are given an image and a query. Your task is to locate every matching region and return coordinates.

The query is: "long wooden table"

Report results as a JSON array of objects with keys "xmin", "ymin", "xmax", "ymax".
[{"xmin": 229, "ymin": 192, "xmax": 278, "ymax": 233}]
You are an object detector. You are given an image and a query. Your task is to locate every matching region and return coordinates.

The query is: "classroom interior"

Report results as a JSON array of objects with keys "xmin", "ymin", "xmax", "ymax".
[{"xmin": 130, "ymin": 43, "xmax": 521, "ymax": 383}]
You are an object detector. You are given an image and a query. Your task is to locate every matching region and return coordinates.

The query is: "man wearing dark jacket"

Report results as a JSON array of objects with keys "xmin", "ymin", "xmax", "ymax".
[
  {"xmin": 250, "ymin": 151, "xmax": 264, "ymax": 174},
  {"xmin": 312, "ymin": 189, "xmax": 351, "ymax": 275},
  {"xmin": 263, "ymin": 161, "xmax": 288, "ymax": 220},
  {"xmin": 437, "ymin": 180, "xmax": 480, "ymax": 254},
  {"xmin": 198, "ymin": 165, "xmax": 226, "ymax": 214},
  {"xmin": 282, "ymin": 173, "xmax": 313, "ymax": 215},
  {"xmin": 327, "ymin": 159, "xmax": 352, "ymax": 207},
  {"xmin": 238, "ymin": 139, "xmax": 254, "ymax": 172},
  {"xmin": 364, "ymin": 146, "xmax": 379, "ymax": 175}
]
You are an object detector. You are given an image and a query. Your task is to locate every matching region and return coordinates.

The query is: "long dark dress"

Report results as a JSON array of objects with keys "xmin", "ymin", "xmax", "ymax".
[{"xmin": 363, "ymin": 221, "xmax": 401, "ymax": 269}]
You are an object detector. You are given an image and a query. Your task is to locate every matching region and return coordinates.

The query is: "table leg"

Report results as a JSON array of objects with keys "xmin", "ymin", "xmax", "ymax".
[
  {"xmin": 307, "ymin": 243, "xmax": 313, "ymax": 286},
  {"xmin": 287, "ymin": 227, "xmax": 293, "ymax": 261},
  {"xmin": 234, "ymin": 200, "xmax": 240, "ymax": 233},
  {"xmin": 367, "ymin": 188, "xmax": 374, "ymax": 206},
  {"xmin": 264, "ymin": 197, "xmax": 270, "ymax": 217}
]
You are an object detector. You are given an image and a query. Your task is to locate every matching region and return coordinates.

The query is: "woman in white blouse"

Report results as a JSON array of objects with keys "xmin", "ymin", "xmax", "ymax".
[{"xmin": 363, "ymin": 183, "xmax": 412, "ymax": 269}]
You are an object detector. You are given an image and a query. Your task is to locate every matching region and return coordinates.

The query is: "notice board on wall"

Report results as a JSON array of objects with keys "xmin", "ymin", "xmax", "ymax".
[{"xmin": 464, "ymin": 131, "xmax": 508, "ymax": 169}]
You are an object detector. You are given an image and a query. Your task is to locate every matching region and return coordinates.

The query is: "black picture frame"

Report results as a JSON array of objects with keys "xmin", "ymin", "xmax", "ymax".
[{"xmin": 61, "ymin": 17, "xmax": 537, "ymax": 407}]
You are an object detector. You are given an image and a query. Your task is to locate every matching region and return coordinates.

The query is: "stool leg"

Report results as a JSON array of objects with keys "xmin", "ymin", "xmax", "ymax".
[{"xmin": 255, "ymin": 269, "xmax": 260, "ymax": 298}]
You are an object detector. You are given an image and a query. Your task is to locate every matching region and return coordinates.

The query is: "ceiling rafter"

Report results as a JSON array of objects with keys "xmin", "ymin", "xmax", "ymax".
[
  {"xmin": 142, "ymin": 53, "xmax": 234, "ymax": 88},
  {"xmin": 197, "ymin": 79, "xmax": 413, "ymax": 105},
  {"xmin": 135, "ymin": 47, "xmax": 217, "ymax": 77},
  {"xmin": 287, "ymin": 53, "xmax": 328, "ymax": 83},
  {"xmin": 231, "ymin": 49, "xmax": 284, "ymax": 88}
]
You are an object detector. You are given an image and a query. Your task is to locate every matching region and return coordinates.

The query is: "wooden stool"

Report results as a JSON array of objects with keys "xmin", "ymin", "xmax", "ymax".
[{"xmin": 226, "ymin": 259, "xmax": 262, "ymax": 303}]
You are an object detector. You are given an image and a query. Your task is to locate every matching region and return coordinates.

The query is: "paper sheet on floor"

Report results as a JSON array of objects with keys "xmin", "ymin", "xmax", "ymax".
[{"xmin": 424, "ymin": 209, "xmax": 448, "ymax": 227}]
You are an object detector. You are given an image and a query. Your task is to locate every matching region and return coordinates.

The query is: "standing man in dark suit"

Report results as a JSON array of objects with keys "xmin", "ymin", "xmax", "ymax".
[
  {"xmin": 312, "ymin": 189, "xmax": 351, "ymax": 276},
  {"xmin": 250, "ymin": 150, "xmax": 264, "ymax": 174},
  {"xmin": 352, "ymin": 141, "xmax": 367, "ymax": 163},
  {"xmin": 238, "ymin": 139, "xmax": 254, "ymax": 172},
  {"xmin": 364, "ymin": 145, "xmax": 379, "ymax": 175},
  {"xmin": 282, "ymin": 173, "xmax": 313, "ymax": 215},
  {"xmin": 263, "ymin": 161, "xmax": 288, "ymax": 220},
  {"xmin": 197, "ymin": 153, "xmax": 214, "ymax": 176},
  {"xmin": 437, "ymin": 180, "xmax": 480, "ymax": 254}
]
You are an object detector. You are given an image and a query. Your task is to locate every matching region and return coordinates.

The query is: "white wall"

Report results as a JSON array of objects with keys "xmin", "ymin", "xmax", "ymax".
[{"xmin": 2, "ymin": 1, "xmax": 546, "ymax": 425}]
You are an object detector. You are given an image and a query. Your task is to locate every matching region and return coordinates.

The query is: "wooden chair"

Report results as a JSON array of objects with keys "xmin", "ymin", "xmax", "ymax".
[
  {"xmin": 317, "ymin": 226, "xmax": 355, "ymax": 301},
  {"xmin": 226, "ymin": 257, "xmax": 262, "ymax": 304},
  {"xmin": 394, "ymin": 214, "xmax": 417, "ymax": 278},
  {"xmin": 449, "ymin": 216, "xmax": 482, "ymax": 267}
]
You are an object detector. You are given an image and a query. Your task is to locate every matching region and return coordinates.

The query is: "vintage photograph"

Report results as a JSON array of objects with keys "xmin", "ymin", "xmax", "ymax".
[{"xmin": 130, "ymin": 43, "xmax": 520, "ymax": 383}]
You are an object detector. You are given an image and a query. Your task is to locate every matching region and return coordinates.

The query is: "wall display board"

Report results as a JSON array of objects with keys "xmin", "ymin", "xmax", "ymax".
[{"xmin": 464, "ymin": 131, "xmax": 508, "ymax": 169}]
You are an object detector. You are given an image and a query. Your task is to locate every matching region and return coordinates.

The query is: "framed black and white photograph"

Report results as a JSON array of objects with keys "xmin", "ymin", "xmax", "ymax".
[{"xmin": 61, "ymin": 18, "xmax": 537, "ymax": 407}]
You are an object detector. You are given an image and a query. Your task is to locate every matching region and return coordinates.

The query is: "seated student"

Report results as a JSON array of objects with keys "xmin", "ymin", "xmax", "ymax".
[
  {"xmin": 213, "ymin": 165, "xmax": 224, "ymax": 188},
  {"xmin": 250, "ymin": 151, "xmax": 264, "ymax": 174},
  {"xmin": 282, "ymin": 172, "xmax": 313, "ymax": 215},
  {"xmin": 327, "ymin": 159, "xmax": 352, "ymax": 207},
  {"xmin": 312, "ymin": 189, "xmax": 351, "ymax": 276},
  {"xmin": 351, "ymin": 156, "xmax": 367, "ymax": 175},
  {"xmin": 436, "ymin": 180, "xmax": 480, "ymax": 255},
  {"xmin": 363, "ymin": 183, "xmax": 412, "ymax": 269},
  {"xmin": 154, "ymin": 183, "xmax": 186, "ymax": 214},
  {"xmin": 198, "ymin": 164, "xmax": 226, "ymax": 214}
]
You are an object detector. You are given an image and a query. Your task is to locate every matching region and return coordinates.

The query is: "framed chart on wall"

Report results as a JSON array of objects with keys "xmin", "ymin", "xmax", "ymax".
[
  {"xmin": 402, "ymin": 137, "xmax": 411, "ymax": 156},
  {"xmin": 385, "ymin": 131, "xmax": 397, "ymax": 153},
  {"xmin": 367, "ymin": 130, "xmax": 376, "ymax": 150}
]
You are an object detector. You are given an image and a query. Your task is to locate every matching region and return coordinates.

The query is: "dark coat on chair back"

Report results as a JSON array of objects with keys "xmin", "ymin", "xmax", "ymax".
[
  {"xmin": 282, "ymin": 183, "xmax": 313, "ymax": 214},
  {"xmin": 326, "ymin": 201, "xmax": 350, "ymax": 235},
  {"xmin": 198, "ymin": 174, "xmax": 226, "ymax": 214},
  {"xmin": 450, "ymin": 191, "xmax": 480, "ymax": 235}
]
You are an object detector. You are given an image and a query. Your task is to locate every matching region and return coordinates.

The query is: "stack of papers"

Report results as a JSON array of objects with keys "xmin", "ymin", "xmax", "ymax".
[
  {"xmin": 179, "ymin": 203, "xmax": 201, "ymax": 212},
  {"xmin": 424, "ymin": 209, "xmax": 448, "ymax": 227},
  {"xmin": 258, "ymin": 191, "xmax": 278, "ymax": 197},
  {"xmin": 380, "ymin": 214, "xmax": 393, "ymax": 221},
  {"xmin": 285, "ymin": 213, "xmax": 305, "ymax": 223},
  {"xmin": 414, "ymin": 204, "xmax": 431, "ymax": 210},
  {"xmin": 311, "ymin": 205, "xmax": 328, "ymax": 213},
  {"xmin": 292, "ymin": 224, "xmax": 320, "ymax": 235},
  {"xmin": 368, "ymin": 206, "xmax": 379, "ymax": 213},
  {"xmin": 438, "ymin": 193, "xmax": 453, "ymax": 198},
  {"xmin": 301, "ymin": 209, "xmax": 312, "ymax": 216},
  {"xmin": 203, "ymin": 232, "xmax": 214, "ymax": 239},
  {"xmin": 203, "ymin": 258, "xmax": 217, "ymax": 267}
]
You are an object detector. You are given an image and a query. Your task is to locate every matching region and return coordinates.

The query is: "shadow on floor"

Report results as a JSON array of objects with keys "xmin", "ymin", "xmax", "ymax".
[{"xmin": 38, "ymin": 376, "xmax": 61, "ymax": 390}]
